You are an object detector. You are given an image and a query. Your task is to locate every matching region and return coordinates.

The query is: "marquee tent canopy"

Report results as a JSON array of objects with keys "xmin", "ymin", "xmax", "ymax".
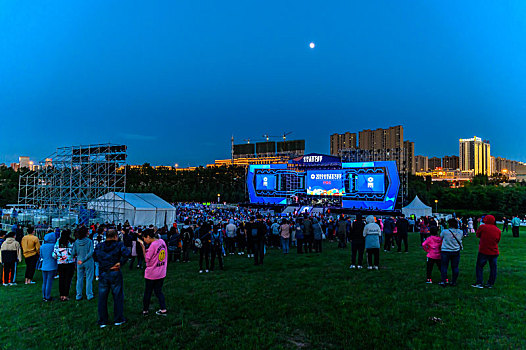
[
  {"xmin": 88, "ymin": 192, "xmax": 176, "ymax": 226},
  {"xmin": 402, "ymin": 195, "xmax": 432, "ymax": 218}
]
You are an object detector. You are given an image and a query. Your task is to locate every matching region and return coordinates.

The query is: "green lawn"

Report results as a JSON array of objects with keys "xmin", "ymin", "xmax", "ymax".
[{"xmin": 1, "ymin": 226, "xmax": 525, "ymax": 349}]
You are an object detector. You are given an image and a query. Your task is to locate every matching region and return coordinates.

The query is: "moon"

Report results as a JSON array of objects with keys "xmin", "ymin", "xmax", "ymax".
[{"xmin": 309, "ymin": 42, "xmax": 315, "ymax": 49}]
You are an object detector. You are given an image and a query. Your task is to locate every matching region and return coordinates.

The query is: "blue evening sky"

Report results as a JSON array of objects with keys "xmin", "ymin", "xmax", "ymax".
[{"xmin": 1, "ymin": 1, "xmax": 525, "ymax": 166}]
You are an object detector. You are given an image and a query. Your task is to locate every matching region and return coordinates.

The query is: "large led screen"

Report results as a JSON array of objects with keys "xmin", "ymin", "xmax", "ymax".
[
  {"xmin": 355, "ymin": 174, "xmax": 385, "ymax": 193},
  {"xmin": 255, "ymin": 174, "xmax": 276, "ymax": 191},
  {"xmin": 306, "ymin": 170, "xmax": 345, "ymax": 196}
]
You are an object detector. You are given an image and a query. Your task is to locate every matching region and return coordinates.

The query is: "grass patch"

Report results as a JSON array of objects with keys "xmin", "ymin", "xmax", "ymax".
[{"xmin": 1, "ymin": 226, "xmax": 525, "ymax": 349}]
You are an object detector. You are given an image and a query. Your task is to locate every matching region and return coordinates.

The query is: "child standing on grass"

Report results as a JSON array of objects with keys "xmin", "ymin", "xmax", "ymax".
[{"xmin": 422, "ymin": 226, "xmax": 442, "ymax": 284}]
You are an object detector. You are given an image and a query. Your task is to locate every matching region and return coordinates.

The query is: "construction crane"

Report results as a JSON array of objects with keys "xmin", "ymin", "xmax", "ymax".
[
  {"xmin": 281, "ymin": 131, "xmax": 292, "ymax": 141},
  {"xmin": 261, "ymin": 132, "xmax": 293, "ymax": 141}
]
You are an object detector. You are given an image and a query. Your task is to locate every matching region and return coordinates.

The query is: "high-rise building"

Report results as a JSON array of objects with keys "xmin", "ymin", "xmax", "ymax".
[
  {"xmin": 459, "ymin": 137, "xmax": 491, "ymax": 175},
  {"xmin": 442, "ymin": 155, "xmax": 459, "ymax": 170},
  {"xmin": 428, "ymin": 157, "xmax": 442, "ymax": 170},
  {"xmin": 358, "ymin": 125, "xmax": 403, "ymax": 150},
  {"xmin": 404, "ymin": 140, "xmax": 415, "ymax": 174},
  {"xmin": 330, "ymin": 132, "xmax": 357, "ymax": 156},
  {"xmin": 19, "ymin": 156, "xmax": 31, "ymax": 169},
  {"xmin": 492, "ymin": 157, "xmax": 526, "ymax": 176},
  {"xmin": 490, "ymin": 156, "xmax": 496, "ymax": 175},
  {"xmin": 415, "ymin": 155, "xmax": 428, "ymax": 172},
  {"xmin": 336, "ymin": 126, "xmax": 413, "ymax": 173}
]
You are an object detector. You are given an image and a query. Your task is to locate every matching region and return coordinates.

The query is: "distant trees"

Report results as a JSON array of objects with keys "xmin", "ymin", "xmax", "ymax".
[
  {"xmin": 408, "ymin": 174, "xmax": 526, "ymax": 217},
  {"xmin": 1, "ymin": 163, "xmax": 525, "ymax": 217},
  {"xmin": 124, "ymin": 164, "xmax": 247, "ymax": 203},
  {"xmin": 0, "ymin": 166, "xmax": 19, "ymax": 207}
]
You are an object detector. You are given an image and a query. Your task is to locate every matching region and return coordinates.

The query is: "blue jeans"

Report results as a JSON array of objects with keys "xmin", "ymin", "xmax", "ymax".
[
  {"xmin": 281, "ymin": 237, "xmax": 290, "ymax": 254},
  {"xmin": 440, "ymin": 251, "xmax": 460, "ymax": 284},
  {"xmin": 76, "ymin": 260, "xmax": 95, "ymax": 300},
  {"xmin": 42, "ymin": 270, "xmax": 56, "ymax": 300},
  {"xmin": 476, "ymin": 253, "xmax": 498, "ymax": 285},
  {"xmin": 98, "ymin": 270, "xmax": 125, "ymax": 325}
]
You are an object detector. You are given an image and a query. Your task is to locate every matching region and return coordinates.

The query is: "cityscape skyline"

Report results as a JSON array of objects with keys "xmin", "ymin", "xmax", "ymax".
[
  {"xmin": 2, "ymin": 1, "xmax": 526, "ymax": 166},
  {"xmin": 6, "ymin": 127, "xmax": 524, "ymax": 171}
]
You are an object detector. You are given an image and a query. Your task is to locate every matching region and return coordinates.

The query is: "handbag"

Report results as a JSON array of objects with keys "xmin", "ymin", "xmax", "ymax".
[
  {"xmin": 447, "ymin": 229, "xmax": 463, "ymax": 251},
  {"xmin": 36, "ymin": 256, "xmax": 43, "ymax": 271}
]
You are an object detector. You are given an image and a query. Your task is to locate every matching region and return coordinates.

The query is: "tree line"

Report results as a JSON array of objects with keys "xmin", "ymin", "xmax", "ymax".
[
  {"xmin": 1, "ymin": 164, "xmax": 525, "ymax": 217},
  {"xmin": 407, "ymin": 175, "xmax": 526, "ymax": 217},
  {"xmin": 124, "ymin": 164, "xmax": 247, "ymax": 203}
]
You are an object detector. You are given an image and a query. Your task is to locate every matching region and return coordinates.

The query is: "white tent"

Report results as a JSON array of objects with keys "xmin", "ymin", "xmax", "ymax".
[
  {"xmin": 88, "ymin": 192, "xmax": 176, "ymax": 226},
  {"xmin": 402, "ymin": 196, "xmax": 432, "ymax": 218}
]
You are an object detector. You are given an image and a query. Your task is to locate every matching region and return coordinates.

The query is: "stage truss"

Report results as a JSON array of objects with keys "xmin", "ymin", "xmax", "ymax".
[
  {"xmin": 339, "ymin": 148, "xmax": 409, "ymax": 207},
  {"xmin": 18, "ymin": 143, "xmax": 127, "ymax": 225}
]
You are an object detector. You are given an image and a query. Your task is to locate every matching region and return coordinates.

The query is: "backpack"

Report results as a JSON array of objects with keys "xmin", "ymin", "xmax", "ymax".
[{"xmin": 182, "ymin": 227, "xmax": 192, "ymax": 243}]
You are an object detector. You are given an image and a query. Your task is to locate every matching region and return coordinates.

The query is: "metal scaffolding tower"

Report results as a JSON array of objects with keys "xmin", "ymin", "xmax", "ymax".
[
  {"xmin": 18, "ymin": 143, "xmax": 127, "ymax": 224},
  {"xmin": 339, "ymin": 147, "xmax": 408, "ymax": 208}
]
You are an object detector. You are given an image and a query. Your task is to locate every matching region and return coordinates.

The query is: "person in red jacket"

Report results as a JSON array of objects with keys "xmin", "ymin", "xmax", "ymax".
[{"xmin": 471, "ymin": 215, "xmax": 501, "ymax": 289}]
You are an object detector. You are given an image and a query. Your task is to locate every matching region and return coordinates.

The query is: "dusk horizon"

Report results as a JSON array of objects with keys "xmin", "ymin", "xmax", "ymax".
[{"xmin": 2, "ymin": 1, "xmax": 526, "ymax": 166}]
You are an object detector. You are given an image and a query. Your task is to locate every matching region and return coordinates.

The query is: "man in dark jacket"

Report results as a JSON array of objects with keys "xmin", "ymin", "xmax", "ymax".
[
  {"xmin": 180, "ymin": 220, "xmax": 194, "ymax": 263},
  {"xmin": 383, "ymin": 217, "xmax": 395, "ymax": 251},
  {"xmin": 337, "ymin": 216, "xmax": 348, "ymax": 248},
  {"xmin": 93, "ymin": 229, "xmax": 131, "ymax": 328},
  {"xmin": 349, "ymin": 214, "xmax": 365, "ymax": 269},
  {"xmin": 303, "ymin": 215, "xmax": 313, "ymax": 253},
  {"xmin": 472, "ymin": 215, "xmax": 501, "ymax": 289},
  {"xmin": 248, "ymin": 215, "xmax": 267, "ymax": 265},
  {"xmin": 395, "ymin": 215, "xmax": 410, "ymax": 253}
]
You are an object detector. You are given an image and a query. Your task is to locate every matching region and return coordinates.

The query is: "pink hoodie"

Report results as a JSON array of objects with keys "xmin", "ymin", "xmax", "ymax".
[{"xmin": 422, "ymin": 235, "xmax": 442, "ymax": 260}]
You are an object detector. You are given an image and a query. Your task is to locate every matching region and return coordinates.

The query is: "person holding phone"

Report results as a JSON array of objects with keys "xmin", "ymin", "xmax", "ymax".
[{"xmin": 137, "ymin": 229, "xmax": 168, "ymax": 316}]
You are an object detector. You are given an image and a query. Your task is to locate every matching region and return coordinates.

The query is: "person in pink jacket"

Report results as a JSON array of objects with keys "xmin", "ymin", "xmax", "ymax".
[{"xmin": 422, "ymin": 226, "xmax": 442, "ymax": 283}]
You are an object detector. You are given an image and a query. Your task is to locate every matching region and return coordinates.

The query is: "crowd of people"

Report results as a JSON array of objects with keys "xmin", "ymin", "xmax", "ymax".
[{"xmin": 0, "ymin": 203, "xmax": 512, "ymax": 327}]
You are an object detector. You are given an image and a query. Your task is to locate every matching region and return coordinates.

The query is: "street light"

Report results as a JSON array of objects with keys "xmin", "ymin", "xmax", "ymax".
[{"xmin": 434, "ymin": 199, "xmax": 438, "ymax": 214}]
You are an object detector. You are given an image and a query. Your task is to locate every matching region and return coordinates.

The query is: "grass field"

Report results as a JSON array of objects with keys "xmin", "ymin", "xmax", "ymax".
[{"xmin": 1, "ymin": 226, "xmax": 525, "ymax": 349}]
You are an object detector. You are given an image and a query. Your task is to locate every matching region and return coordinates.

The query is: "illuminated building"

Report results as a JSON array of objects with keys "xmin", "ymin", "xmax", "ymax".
[
  {"xmin": 442, "ymin": 155, "xmax": 459, "ymax": 170},
  {"xmin": 330, "ymin": 132, "xmax": 357, "ymax": 156},
  {"xmin": 19, "ymin": 156, "xmax": 31, "ymax": 169},
  {"xmin": 415, "ymin": 155, "xmax": 428, "ymax": 172},
  {"xmin": 210, "ymin": 156, "xmax": 289, "ymax": 168},
  {"xmin": 428, "ymin": 157, "xmax": 442, "ymax": 170},
  {"xmin": 459, "ymin": 137, "xmax": 491, "ymax": 175}
]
